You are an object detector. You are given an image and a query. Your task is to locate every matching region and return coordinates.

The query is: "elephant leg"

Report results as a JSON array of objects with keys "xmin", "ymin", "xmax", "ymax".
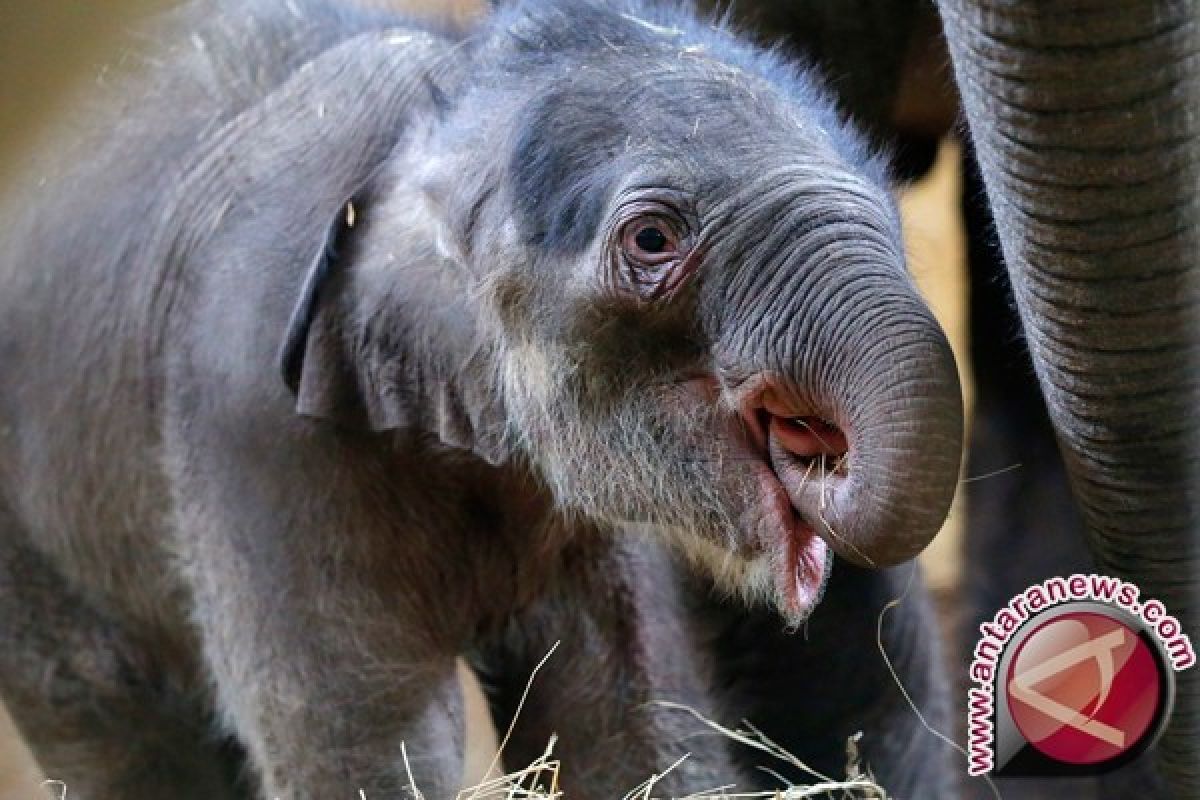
[
  {"xmin": 957, "ymin": 140, "xmax": 1099, "ymax": 800},
  {"xmin": 960, "ymin": 143, "xmax": 1093, "ymax": 625},
  {"xmin": 471, "ymin": 532, "xmax": 738, "ymax": 799},
  {"xmin": 699, "ymin": 562, "xmax": 954, "ymax": 799},
  {"xmin": 0, "ymin": 512, "xmax": 247, "ymax": 799},
  {"xmin": 938, "ymin": 2, "xmax": 1199, "ymax": 794},
  {"xmin": 958, "ymin": 144, "xmax": 1169, "ymax": 800},
  {"xmin": 167, "ymin": 458, "xmax": 467, "ymax": 800}
]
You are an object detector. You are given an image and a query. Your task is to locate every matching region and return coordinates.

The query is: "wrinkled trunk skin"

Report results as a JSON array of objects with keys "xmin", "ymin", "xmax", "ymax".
[
  {"xmin": 709, "ymin": 187, "xmax": 964, "ymax": 568},
  {"xmin": 938, "ymin": 1, "xmax": 1199, "ymax": 795},
  {"xmin": 776, "ymin": 272, "xmax": 964, "ymax": 567}
]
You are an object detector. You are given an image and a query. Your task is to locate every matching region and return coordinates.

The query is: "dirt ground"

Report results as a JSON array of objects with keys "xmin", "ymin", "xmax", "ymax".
[{"xmin": 0, "ymin": 1, "xmax": 970, "ymax": 795}]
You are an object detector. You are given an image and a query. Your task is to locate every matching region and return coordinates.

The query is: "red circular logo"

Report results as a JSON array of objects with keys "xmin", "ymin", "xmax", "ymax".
[{"xmin": 1005, "ymin": 611, "xmax": 1163, "ymax": 765}]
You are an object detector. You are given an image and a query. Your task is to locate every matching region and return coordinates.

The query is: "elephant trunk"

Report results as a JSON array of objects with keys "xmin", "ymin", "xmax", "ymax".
[
  {"xmin": 938, "ymin": 0, "xmax": 1200, "ymax": 791},
  {"xmin": 787, "ymin": 280, "xmax": 963, "ymax": 569},
  {"xmin": 717, "ymin": 212, "xmax": 964, "ymax": 569}
]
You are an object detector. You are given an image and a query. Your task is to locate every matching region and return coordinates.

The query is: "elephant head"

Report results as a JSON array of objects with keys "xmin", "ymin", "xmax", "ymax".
[{"xmin": 282, "ymin": 4, "xmax": 964, "ymax": 625}]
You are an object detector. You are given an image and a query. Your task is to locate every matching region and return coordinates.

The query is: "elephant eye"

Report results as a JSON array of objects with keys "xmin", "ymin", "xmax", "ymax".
[
  {"xmin": 614, "ymin": 211, "xmax": 696, "ymax": 302},
  {"xmin": 635, "ymin": 225, "xmax": 668, "ymax": 253},
  {"xmin": 621, "ymin": 217, "xmax": 680, "ymax": 265}
]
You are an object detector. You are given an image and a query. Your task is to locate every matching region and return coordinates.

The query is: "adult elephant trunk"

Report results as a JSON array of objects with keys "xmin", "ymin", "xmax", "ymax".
[{"xmin": 938, "ymin": 1, "xmax": 1199, "ymax": 793}]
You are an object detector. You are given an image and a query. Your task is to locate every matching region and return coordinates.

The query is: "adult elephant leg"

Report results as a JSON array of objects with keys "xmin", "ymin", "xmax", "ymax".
[
  {"xmin": 960, "ymin": 144, "xmax": 1092, "ymax": 630},
  {"xmin": 960, "ymin": 147, "xmax": 1174, "ymax": 798},
  {"xmin": 938, "ymin": 3, "xmax": 1199, "ymax": 795},
  {"xmin": 960, "ymin": 145, "xmax": 1102, "ymax": 800}
]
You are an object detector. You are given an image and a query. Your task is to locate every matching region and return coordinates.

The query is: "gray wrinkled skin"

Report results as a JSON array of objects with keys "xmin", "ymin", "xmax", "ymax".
[{"xmin": 0, "ymin": 1, "xmax": 962, "ymax": 797}]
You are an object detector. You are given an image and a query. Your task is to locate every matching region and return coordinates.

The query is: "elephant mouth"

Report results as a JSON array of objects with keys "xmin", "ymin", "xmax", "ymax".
[
  {"xmin": 734, "ymin": 379, "xmax": 852, "ymax": 615},
  {"xmin": 753, "ymin": 464, "xmax": 832, "ymax": 617},
  {"xmin": 669, "ymin": 377, "xmax": 835, "ymax": 616}
]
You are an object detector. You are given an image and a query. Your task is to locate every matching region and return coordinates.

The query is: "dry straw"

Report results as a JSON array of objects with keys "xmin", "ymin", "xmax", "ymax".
[
  {"xmin": 433, "ymin": 566, "xmax": 1004, "ymax": 800},
  {"xmin": 396, "ymin": 639, "xmax": 891, "ymax": 800},
  {"xmin": 43, "ymin": 578, "xmax": 1002, "ymax": 800}
]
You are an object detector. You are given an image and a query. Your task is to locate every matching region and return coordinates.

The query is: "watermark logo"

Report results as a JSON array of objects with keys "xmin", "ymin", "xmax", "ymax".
[{"xmin": 967, "ymin": 574, "xmax": 1193, "ymax": 777}]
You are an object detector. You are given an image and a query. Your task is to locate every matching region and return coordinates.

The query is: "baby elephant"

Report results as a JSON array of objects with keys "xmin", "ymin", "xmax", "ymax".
[{"xmin": 0, "ymin": 0, "xmax": 963, "ymax": 797}]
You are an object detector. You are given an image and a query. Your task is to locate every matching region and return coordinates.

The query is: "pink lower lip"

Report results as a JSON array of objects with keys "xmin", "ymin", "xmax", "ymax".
[
  {"xmin": 758, "ymin": 469, "xmax": 829, "ymax": 616},
  {"xmin": 680, "ymin": 377, "xmax": 831, "ymax": 614},
  {"xmin": 786, "ymin": 520, "xmax": 829, "ymax": 613}
]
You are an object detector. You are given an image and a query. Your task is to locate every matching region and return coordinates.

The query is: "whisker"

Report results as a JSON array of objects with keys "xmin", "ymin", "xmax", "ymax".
[
  {"xmin": 792, "ymin": 418, "xmax": 839, "ymax": 453},
  {"xmin": 817, "ymin": 508, "xmax": 875, "ymax": 568},
  {"xmin": 818, "ymin": 453, "xmax": 827, "ymax": 511},
  {"xmin": 799, "ymin": 457, "xmax": 816, "ymax": 491},
  {"xmin": 958, "ymin": 463, "xmax": 1022, "ymax": 484}
]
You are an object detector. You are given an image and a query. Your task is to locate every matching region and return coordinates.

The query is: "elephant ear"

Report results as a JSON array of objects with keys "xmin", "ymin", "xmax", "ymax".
[
  {"xmin": 279, "ymin": 195, "xmax": 365, "ymax": 424},
  {"xmin": 279, "ymin": 193, "xmax": 512, "ymax": 466}
]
